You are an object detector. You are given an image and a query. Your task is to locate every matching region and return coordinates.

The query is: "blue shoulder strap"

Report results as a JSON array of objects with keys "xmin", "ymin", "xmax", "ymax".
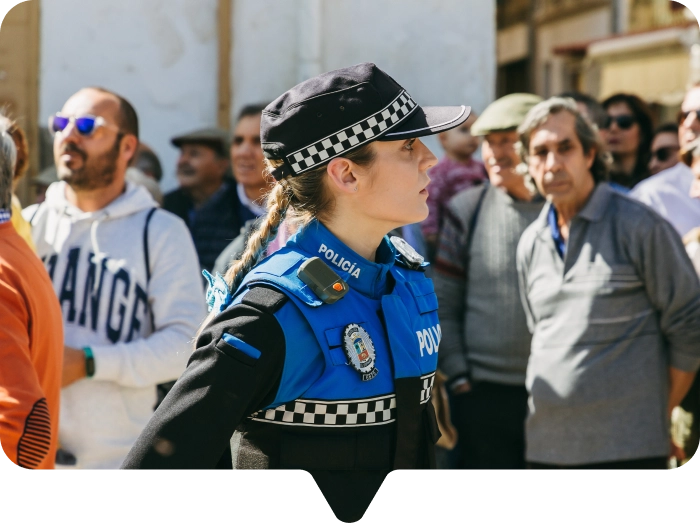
[{"xmin": 235, "ymin": 248, "xmax": 323, "ymax": 307}]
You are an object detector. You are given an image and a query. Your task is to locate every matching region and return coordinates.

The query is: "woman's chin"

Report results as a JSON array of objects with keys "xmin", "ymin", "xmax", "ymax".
[{"xmin": 404, "ymin": 206, "xmax": 429, "ymax": 225}]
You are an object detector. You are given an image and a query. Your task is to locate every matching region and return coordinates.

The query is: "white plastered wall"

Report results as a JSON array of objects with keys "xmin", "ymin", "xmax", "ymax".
[
  {"xmin": 230, "ymin": 0, "xmax": 496, "ymax": 157},
  {"xmin": 39, "ymin": 0, "xmax": 495, "ymax": 192},
  {"xmin": 39, "ymin": 0, "xmax": 219, "ymax": 193}
]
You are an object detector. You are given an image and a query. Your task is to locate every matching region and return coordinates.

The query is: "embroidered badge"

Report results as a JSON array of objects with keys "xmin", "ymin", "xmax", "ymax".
[
  {"xmin": 343, "ymin": 324, "xmax": 379, "ymax": 381},
  {"xmin": 390, "ymin": 236, "xmax": 424, "ymax": 269}
]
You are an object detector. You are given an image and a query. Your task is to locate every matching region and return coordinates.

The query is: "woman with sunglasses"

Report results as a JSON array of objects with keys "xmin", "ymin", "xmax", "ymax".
[
  {"xmin": 649, "ymin": 123, "xmax": 681, "ymax": 176},
  {"xmin": 601, "ymin": 93, "xmax": 655, "ymax": 189},
  {"xmin": 123, "ymin": 63, "xmax": 470, "ymax": 521}
]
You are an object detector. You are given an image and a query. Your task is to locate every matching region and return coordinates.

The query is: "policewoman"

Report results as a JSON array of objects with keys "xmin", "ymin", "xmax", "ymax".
[{"xmin": 122, "ymin": 63, "xmax": 471, "ymax": 522}]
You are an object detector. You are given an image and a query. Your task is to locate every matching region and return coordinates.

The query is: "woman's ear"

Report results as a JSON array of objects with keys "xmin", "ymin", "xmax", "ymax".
[{"xmin": 326, "ymin": 157, "xmax": 359, "ymax": 194}]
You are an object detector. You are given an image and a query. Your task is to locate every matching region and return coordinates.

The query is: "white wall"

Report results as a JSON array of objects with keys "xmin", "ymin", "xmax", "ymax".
[
  {"xmin": 39, "ymin": 0, "xmax": 219, "ymax": 192},
  {"xmin": 39, "ymin": 0, "xmax": 496, "ymax": 191},
  {"xmin": 230, "ymin": 0, "xmax": 496, "ymax": 157}
]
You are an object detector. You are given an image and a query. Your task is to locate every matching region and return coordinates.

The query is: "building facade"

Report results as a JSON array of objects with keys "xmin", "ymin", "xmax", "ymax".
[
  {"xmin": 497, "ymin": 0, "xmax": 698, "ymax": 122},
  {"xmin": 0, "ymin": 0, "xmax": 496, "ymax": 202}
]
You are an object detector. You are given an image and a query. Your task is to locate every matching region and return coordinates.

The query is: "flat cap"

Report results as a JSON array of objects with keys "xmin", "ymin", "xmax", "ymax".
[
  {"xmin": 470, "ymin": 93, "xmax": 543, "ymax": 136},
  {"xmin": 171, "ymin": 128, "xmax": 231, "ymax": 155}
]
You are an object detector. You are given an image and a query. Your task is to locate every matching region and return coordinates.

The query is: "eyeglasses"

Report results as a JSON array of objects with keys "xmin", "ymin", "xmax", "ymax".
[
  {"xmin": 651, "ymin": 146, "xmax": 680, "ymax": 162},
  {"xmin": 679, "ymin": 109, "xmax": 700, "ymax": 124},
  {"xmin": 602, "ymin": 114, "xmax": 637, "ymax": 130},
  {"xmin": 49, "ymin": 113, "xmax": 119, "ymax": 137}
]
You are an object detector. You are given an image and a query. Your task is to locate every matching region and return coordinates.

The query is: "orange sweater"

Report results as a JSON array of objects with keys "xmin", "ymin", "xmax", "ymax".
[{"xmin": 0, "ymin": 221, "xmax": 63, "ymax": 469}]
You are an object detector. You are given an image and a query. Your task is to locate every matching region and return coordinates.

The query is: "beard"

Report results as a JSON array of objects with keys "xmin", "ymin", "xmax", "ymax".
[{"xmin": 56, "ymin": 136, "xmax": 121, "ymax": 191}]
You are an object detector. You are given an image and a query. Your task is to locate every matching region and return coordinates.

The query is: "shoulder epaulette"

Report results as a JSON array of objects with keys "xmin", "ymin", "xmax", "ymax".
[
  {"xmin": 237, "ymin": 249, "xmax": 324, "ymax": 307},
  {"xmin": 241, "ymin": 286, "xmax": 290, "ymax": 315}
]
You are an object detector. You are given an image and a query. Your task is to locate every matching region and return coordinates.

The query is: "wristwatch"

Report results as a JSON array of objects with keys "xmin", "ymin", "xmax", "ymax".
[{"xmin": 82, "ymin": 347, "xmax": 95, "ymax": 378}]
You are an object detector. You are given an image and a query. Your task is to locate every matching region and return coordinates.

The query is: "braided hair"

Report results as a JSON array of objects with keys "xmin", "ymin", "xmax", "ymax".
[{"xmin": 198, "ymin": 142, "xmax": 375, "ymax": 333}]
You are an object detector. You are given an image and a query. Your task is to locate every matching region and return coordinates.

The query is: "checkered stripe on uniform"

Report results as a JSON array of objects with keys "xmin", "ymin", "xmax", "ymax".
[
  {"xmin": 420, "ymin": 372, "xmax": 436, "ymax": 404},
  {"xmin": 287, "ymin": 91, "xmax": 418, "ymax": 175},
  {"xmin": 249, "ymin": 394, "xmax": 397, "ymax": 427}
]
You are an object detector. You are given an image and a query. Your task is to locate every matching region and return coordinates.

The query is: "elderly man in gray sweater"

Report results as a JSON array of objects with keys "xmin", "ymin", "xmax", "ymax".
[
  {"xmin": 516, "ymin": 97, "xmax": 700, "ymax": 469},
  {"xmin": 434, "ymin": 93, "xmax": 544, "ymax": 469}
]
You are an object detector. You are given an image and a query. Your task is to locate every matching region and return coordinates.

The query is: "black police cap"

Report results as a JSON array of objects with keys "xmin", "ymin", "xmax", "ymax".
[{"xmin": 262, "ymin": 63, "xmax": 471, "ymax": 180}]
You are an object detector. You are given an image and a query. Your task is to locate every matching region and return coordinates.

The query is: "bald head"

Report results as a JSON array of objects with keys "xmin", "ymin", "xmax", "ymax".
[
  {"xmin": 69, "ymin": 87, "xmax": 139, "ymax": 139},
  {"xmin": 54, "ymin": 87, "xmax": 140, "ymax": 195}
]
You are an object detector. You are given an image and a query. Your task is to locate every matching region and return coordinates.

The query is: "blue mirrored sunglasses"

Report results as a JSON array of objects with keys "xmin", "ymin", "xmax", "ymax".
[{"xmin": 49, "ymin": 114, "xmax": 112, "ymax": 136}]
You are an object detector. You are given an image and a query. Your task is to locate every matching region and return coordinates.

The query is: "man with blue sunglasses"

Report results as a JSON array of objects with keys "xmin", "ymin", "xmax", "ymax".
[{"xmin": 24, "ymin": 87, "xmax": 206, "ymax": 468}]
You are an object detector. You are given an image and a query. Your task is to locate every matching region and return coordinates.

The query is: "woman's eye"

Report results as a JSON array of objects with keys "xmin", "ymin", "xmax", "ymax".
[{"xmin": 404, "ymin": 139, "xmax": 416, "ymax": 151}]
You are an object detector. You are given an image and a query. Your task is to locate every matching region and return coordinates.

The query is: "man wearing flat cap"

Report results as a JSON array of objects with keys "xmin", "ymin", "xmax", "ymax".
[
  {"xmin": 164, "ymin": 128, "xmax": 256, "ymax": 273},
  {"xmin": 434, "ymin": 93, "xmax": 544, "ymax": 469}
]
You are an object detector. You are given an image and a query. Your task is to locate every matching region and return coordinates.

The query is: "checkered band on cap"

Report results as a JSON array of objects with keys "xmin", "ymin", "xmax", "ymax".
[
  {"xmin": 249, "ymin": 394, "xmax": 397, "ymax": 427},
  {"xmin": 287, "ymin": 90, "xmax": 418, "ymax": 175},
  {"xmin": 420, "ymin": 371, "xmax": 436, "ymax": 405}
]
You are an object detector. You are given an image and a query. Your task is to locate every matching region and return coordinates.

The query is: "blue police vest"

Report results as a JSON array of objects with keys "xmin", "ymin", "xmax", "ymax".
[{"xmin": 233, "ymin": 221, "xmax": 441, "ymax": 467}]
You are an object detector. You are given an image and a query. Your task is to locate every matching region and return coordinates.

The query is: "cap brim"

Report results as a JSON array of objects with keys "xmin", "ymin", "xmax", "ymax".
[{"xmin": 379, "ymin": 105, "xmax": 471, "ymax": 140}]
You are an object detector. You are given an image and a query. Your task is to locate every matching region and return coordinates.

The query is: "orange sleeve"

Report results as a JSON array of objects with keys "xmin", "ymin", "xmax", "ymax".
[{"xmin": 0, "ymin": 277, "xmax": 53, "ymax": 469}]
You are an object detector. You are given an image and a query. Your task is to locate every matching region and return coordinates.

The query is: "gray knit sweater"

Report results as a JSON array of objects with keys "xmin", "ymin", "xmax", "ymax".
[{"xmin": 434, "ymin": 183, "xmax": 544, "ymax": 386}]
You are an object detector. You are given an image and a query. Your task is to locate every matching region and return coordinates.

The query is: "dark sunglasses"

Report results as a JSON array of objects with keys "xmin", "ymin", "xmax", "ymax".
[
  {"xmin": 651, "ymin": 146, "xmax": 679, "ymax": 162},
  {"xmin": 679, "ymin": 109, "xmax": 700, "ymax": 124},
  {"xmin": 49, "ymin": 113, "xmax": 118, "ymax": 137},
  {"xmin": 602, "ymin": 114, "xmax": 637, "ymax": 130}
]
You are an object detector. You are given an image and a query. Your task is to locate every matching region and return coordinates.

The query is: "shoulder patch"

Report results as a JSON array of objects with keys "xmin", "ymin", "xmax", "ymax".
[{"xmin": 241, "ymin": 285, "xmax": 290, "ymax": 315}]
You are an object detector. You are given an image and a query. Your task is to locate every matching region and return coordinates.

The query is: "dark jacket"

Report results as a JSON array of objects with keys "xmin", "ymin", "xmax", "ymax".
[
  {"xmin": 163, "ymin": 179, "xmax": 256, "ymax": 273},
  {"xmin": 122, "ymin": 221, "xmax": 441, "ymax": 522}
]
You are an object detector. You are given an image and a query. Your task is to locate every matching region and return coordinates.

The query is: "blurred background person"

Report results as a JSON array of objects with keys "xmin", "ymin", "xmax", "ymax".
[
  {"xmin": 671, "ymin": 137, "xmax": 700, "ymax": 467},
  {"xmin": 434, "ymin": 93, "xmax": 543, "ymax": 469},
  {"xmin": 558, "ymin": 91, "xmax": 607, "ymax": 131},
  {"xmin": 229, "ymin": 103, "xmax": 268, "ymax": 214},
  {"xmin": 517, "ymin": 97, "xmax": 700, "ymax": 469},
  {"xmin": 648, "ymin": 123, "xmax": 680, "ymax": 176},
  {"xmin": 132, "ymin": 142, "xmax": 163, "ymax": 182},
  {"xmin": 679, "ymin": 84, "xmax": 700, "ymax": 150},
  {"xmin": 1, "ymin": 115, "xmax": 35, "ymax": 251},
  {"xmin": 212, "ymin": 103, "xmax": 277, "ymax": 276},
  {"xmin": 0, "ymin": 117, "xmax": 64, "ymax": 469},
  {"xmin": 420, "ymin": 111, "xmax": 486, "ymax": 262},
  {"xmin": 126, "ymin": 142, "xmax": 163, "ymax": 204},
  {"xmin": 631, "ymin": 85, "xmax": 700, "ymax": 238},
  {"xmin": 31, "ymin": 165, "xmax": 57, "ymax": 204},
  {"xmin": 600, "ymin": 93, "xmax": 654, "ymax": 189},
  {"xmin": 27, "ymin": 87, "xmax": 205, "ymax": 468},
  {"xmin": 164, "ymin": 128, "xmax": 255, "ymax": 273},
  {"xmin": 126, "ymin": 167, "xmax": 163, "ymax": 205}
]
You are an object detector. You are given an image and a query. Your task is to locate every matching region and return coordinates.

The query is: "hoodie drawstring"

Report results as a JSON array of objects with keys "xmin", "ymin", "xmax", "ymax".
[{"xmin": 90, "ymin": 212, "xmax": 109, "ymax": 292}]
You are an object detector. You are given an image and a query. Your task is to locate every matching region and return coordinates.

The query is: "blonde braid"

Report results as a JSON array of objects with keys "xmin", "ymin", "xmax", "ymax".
[
  {"xmin": 224, "ymin": 181, "xmax": 291, "ymax": 291},
  {"xmin": 196, "ymin": 143, "xmax": 375, "ymax": 336}
]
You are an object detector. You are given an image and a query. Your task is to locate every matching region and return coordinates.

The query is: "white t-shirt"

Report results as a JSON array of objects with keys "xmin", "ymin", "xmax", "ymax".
[{"xmin": 630, "ymin": 163, "xmax": 700, "ymax": 237}]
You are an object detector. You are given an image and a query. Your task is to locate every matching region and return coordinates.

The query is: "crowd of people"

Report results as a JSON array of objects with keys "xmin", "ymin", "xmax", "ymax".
[{"xmin": 2, "ymin": 73, "xmax": 700, "ymax": 475}]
